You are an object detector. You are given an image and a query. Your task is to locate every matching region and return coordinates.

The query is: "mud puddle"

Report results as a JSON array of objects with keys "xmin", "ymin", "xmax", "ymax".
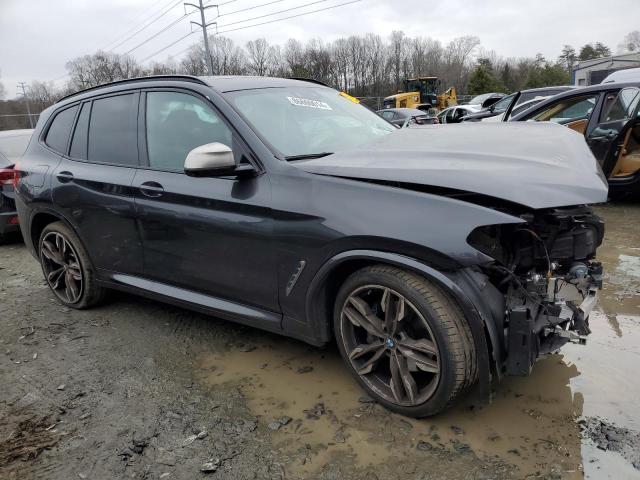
[{"xmin": 198, "ymin": 341, "xmax": 583, "ymax": 478}]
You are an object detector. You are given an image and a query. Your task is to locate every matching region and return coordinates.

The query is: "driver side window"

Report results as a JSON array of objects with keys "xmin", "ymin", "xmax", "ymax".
[
  {"xmin": 600, "ymin": 88, "xmax": 640, "ymax": 123},
  {"xmin": 530, "ymin": 94, "xmax": 597, "ymax": 124},
  {"xmin": 146, "ymin": 91, "xmax": 232, "ymax": 172}
]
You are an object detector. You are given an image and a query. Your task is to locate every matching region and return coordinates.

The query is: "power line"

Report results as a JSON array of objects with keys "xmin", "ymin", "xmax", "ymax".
[
  {"xmin": 107, "ymin": 0, "xmax": 184, "ymax": 52},
  {"xmin": 101, "ymin": 0, "xmax": 182, "ymax": 51},
  {"xmin": 140, "ymin": 31, "xmax": 196, "ymax": 63},
  {"xmin": 218, "ymin": 0, "xmax": 363, "ymax": 34},
  {"xmin": 218, "ymin": 0, "xmax": 332, "ymax": 28},
  {"xmin": 124, "ymin": 12, "xmax": 191, "ymax": 55},
  {"xmin": 119, "ymin": 0, "xmax": 242, "ymax": 55},
  {"xmin": 139, "ymin": 0, "xmax": 364, "ymax": 63},
  {"xmin": 218, "ymin": 0, "xmax": 285, "ymax": 17}
]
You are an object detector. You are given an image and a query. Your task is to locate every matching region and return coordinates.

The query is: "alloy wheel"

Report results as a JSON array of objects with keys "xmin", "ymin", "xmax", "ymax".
[
  {"xmin": 40, "ymin": 231, "xmax": 83, "ymax": 304},
  {"xmin": 339, "ymin": 285, "xmax": 441, "ymax": 406}
]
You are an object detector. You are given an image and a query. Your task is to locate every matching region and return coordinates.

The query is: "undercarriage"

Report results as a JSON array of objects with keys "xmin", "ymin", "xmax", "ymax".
[{"xmin": 468, "ymin": 205, "xmax": 604, "ymax": 376}]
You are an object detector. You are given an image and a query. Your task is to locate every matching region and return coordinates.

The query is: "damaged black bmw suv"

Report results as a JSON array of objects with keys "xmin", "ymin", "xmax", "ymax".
[{"xmin": 15, "ymin": 76, "xmax": 607, "ymax": 417}]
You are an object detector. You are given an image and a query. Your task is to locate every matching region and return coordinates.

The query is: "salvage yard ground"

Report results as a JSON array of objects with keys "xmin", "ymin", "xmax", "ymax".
[{"xmin": 1, "ymin": 203, "xmax": 639, "ymax": 480}]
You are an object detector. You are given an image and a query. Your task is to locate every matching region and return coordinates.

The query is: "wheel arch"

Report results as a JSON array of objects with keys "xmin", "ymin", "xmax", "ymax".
[
  {"xmin": 29, "ymin": 209, "xmax": 88, "ymax": 260},
  {"xmin": 305, "ymin": 249, "xmax": 495, "ymax": 404}
]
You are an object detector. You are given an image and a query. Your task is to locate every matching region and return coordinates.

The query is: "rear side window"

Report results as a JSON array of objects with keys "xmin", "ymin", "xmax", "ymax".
[
  {"xmin": 45, "ymin": 105, "xmax": 78, "ymax": 154},
  {"xmin": 70, "ymin": 102, "xmax": 90, "ymax": 159},
  {"xmin": 88, "ymin": 94, "xmax": 138, "ymax": 166}
]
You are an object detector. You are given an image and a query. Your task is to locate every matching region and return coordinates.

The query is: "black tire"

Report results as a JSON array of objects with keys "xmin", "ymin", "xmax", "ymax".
[
  {"xmin": 334, "ymin": 264, "xmax": 477, "ymax": 417},
  {"xmin": 38, "ymin": 221, "xmax": 105, "ymax": 309}
]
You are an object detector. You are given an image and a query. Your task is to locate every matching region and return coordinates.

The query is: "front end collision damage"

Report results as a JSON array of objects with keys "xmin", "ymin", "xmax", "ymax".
[
  {"xmin": 301, "ymin": 198, "xmax": 604, "ymax": 407},
  {"xmin": 466, "ymin": 205, "xmax": 604, "ymax": 378}
]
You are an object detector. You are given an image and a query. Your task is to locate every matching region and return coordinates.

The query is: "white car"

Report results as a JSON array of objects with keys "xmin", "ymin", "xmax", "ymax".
[
  {"xmin": 437, "ymin": 105, "xmax": 481, "ymax": 124},
  {"xmin": 601, "ymin": 67, "xmax": 640, "ymax": 84}
]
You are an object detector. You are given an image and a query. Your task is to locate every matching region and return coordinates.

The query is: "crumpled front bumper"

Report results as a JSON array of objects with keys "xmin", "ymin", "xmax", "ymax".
[{"xmin": 505, "ymin": 262, "xmax": 603, "ymax": 376}]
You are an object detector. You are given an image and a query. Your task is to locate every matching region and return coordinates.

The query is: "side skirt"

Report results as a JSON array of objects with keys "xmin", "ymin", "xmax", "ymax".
[{"xmin": 98, "ymin": 272, "xmax": 287, "ymax": 337}]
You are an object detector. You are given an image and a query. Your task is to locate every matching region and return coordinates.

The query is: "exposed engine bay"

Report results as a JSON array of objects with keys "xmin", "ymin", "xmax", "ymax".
[{"xmin": 468, "ymin": 205, "xmax": 604, "ymax": 376}]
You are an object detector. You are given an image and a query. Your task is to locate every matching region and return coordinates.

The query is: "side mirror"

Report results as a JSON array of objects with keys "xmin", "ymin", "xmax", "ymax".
[{"xmin": 184, "ymin": 142, "xmax": 236, "ymax": 177}]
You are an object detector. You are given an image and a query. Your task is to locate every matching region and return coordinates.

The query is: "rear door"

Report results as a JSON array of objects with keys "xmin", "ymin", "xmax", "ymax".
[
  {"xmin": 51, "ymin": 92, "xmax": 143, "ymax": 275},
  {"xmin": 586, "ymin": 87, "xmax": 640, "ymax": 177},
  {"xmin": 133, "ymin": 89, "xmax": 277, "ymax": 312}
]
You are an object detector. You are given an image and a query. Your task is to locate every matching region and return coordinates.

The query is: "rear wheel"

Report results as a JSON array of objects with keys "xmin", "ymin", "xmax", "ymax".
[
  {"xmin": 38, "ymin": 221, "xmax": 105, "ymax": 309},
  {"xmin": 334, "ymin": 265, "xmax": 476, "ymax": 417}
]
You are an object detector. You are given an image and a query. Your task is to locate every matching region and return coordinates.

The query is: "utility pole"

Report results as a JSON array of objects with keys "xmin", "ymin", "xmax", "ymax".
[
  {"xmin": 185, "ymin": 0, "xmax": 218, "ymax": 76},
  {"xmin": 17, "ymin": 82, "xmax": 34, "ymax": 129}
]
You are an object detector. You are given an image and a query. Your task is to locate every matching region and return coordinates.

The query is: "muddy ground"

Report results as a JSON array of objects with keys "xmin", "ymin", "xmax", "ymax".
[{"xmin": 1, "ymin": 203, "xmax": 639, "ymax": 480}]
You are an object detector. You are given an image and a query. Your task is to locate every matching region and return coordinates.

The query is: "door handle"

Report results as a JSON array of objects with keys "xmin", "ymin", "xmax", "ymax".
[
  {"xmin": 139, "ymin": 181, "xmax": 164, "ymax": 198},
  {"xmin": 57, "ymin": 171, "xmax": 74, "ymax": 183}
]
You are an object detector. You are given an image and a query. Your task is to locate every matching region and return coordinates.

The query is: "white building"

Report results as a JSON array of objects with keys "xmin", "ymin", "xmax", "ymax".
[{"xmin": 572, "ymin": 52, "xmax": 640, "ymax": 85}]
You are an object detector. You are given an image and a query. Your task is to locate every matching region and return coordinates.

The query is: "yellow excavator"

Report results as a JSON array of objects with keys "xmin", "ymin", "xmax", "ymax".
[{"xmin": 383, "ymin": 77, "xmax": 457, "ymax": 112}]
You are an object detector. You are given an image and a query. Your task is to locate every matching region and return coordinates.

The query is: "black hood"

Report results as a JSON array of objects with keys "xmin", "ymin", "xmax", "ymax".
[{"xmin": 295, "ymin": 123, "xmax": 609, "ymax": 210}]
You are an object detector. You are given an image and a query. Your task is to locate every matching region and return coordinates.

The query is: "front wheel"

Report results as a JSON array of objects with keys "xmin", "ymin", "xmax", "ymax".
[
  {"xmin": 38, "ymin": 221, "xmax": 105, "ymax": 309},
  {"xmin": 334, "ymin": 265, "xmax": 477, "ymax": 417}
]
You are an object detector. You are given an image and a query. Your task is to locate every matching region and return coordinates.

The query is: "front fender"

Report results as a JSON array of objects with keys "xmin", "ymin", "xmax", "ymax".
[{"xmin": 304, "ymin": 249, "xmax": 497, "ymax": 405}]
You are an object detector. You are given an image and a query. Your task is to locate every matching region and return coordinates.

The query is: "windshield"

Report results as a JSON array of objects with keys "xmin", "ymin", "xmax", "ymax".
[
  {"xmin": 469, "ymin": 93, "xmax": 492, "ymax": 105},
  {"xmin": 227, "ymin": 87, "xmax": 396, "ymax": 158},
  {"xmin": 0, "ymin": 133, "xmax": 31, "ymax": 160},
  {"xmin": 490, "ymin": 93, "xmax": 516, "ymax": 113}
]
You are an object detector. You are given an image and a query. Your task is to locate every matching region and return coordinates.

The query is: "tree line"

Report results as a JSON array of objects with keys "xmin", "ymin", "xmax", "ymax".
[{"xmin": 1, "ymin": 29, "xmax": 639, "ymax": 130}]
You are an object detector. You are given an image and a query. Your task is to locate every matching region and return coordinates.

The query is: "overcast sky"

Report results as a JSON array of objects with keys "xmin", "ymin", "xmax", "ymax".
[{"xmin": 1, "ymin": 0, "xmax": 639, "ymax": 97}]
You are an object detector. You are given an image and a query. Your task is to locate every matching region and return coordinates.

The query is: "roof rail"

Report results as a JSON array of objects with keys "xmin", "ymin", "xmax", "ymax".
[
  {"xmin": 56, "ymin": 75, "xmax": 208, "ymax": 103},
  {"xmin": 288, "ymin": 77, "xmax": 330, "ymax": 87}
]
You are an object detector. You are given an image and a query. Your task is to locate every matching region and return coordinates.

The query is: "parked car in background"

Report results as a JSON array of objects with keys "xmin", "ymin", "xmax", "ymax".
[
  {"xmin": 377, "ymin": 107, "xmax": 439, "ymax": 127},
  {"xmin": 16, "ymin": 76, "xmax": 607, "ymax": 417},
  {"xmin": 466, "ymin": 92, "xmax": 506, "ymax": 108},
  {"xmin": 0, "ymin": 129, "xmax": 33, "ymax": 242},
  {"xmin": 602, "ymin": 67, "xmax": 640, "ymax": 84},
  {"xmin": 462, "ymin": 86, "xmax": 576, "ymax": 123},
  {"xmin": 437, "ymin": 104, "xmax": 481, "ymax": 124},
  {"xmin": 510, "ymin": 82, "xmax": 640, "ymax": 198}
]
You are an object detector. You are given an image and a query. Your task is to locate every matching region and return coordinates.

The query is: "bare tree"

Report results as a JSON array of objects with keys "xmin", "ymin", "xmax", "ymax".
[
  {"xmin": 65, "ymin": 51, "xmax": 143, "ymax": 90},
  {"xmin": 0, "ymin": 71, "xmax": 5, "ymax": 100},
  {"xmin": 331, "ymin": 38, "xmax": 350, "ymax": 91},
  {"xmin": 441, "ymin": 35, "xmax": 480, "ymax": 91},
  {"xmin": 246, "ymin": 38, "xmax": 271, "ymax": 76},
  {"xmin": 28, "ymin": 80, "xmax": 58, "ymax": 110},
  {"xmin": 47, "ymin": 30, "xmax": 594, "ymax": 112},
  {"xmin": 284, "ymin": 39, "xmax": 307, "ymax": 77},
  {"xmin": 305, "ymin": 39, "xmax": 333, "ymax": 85},
  {"xmin": 388, "ymin": 31, "xmax": 408, "ymax": 91},
  {"xmin": 148, "ymin": 59, "xmax": 180, "ymax": 75},
  {"xmin": 619, "ymin": 30, "xmax": 640, "ymax": 53},
  {"xmin": 181, "ymin": 44, "xmax": 208, "ymax": 75}
]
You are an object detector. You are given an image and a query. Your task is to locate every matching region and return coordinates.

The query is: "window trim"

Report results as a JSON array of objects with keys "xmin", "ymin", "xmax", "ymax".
[
  {"xmin": 138, "ymin": 87, "xmax": 263, "ymax": 175},
  {"xmin": 58, "ymin": 90, "xmax": 142, "ymax": 168},
  {"xmin": 85, "ymin": 91, "xmax": 141, "ymax": 168},
  {"xmin": 68, "ymin": 100, "xmax": 92, "ymax": 161},
  {"xmin": 41, "ymin": 103, "xmax": 81, "ymax": 156},
  {"xmin": 599, "ymin": 87, "xmax": 640, "ymax": 124}
]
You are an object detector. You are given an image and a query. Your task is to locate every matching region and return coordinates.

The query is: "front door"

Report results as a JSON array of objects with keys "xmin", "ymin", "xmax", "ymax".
[
  {"xmin": 586, "ymin": 87, "xmax": 640, "ymax": 177},
  {"xmin": 133, "ymin": 90, "xmax": 278, "ymax": 312}
]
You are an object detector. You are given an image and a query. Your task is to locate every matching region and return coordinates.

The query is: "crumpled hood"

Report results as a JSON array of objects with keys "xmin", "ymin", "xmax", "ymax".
[{"xmin": 295, "ymin": 122, "xmax": 609, "ymax": 209}]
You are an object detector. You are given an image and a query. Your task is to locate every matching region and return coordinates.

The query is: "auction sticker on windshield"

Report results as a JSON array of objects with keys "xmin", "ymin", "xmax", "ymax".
[{"xmin": 287, "ymin": 96, "xmax": 333, "ymax": 110}]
